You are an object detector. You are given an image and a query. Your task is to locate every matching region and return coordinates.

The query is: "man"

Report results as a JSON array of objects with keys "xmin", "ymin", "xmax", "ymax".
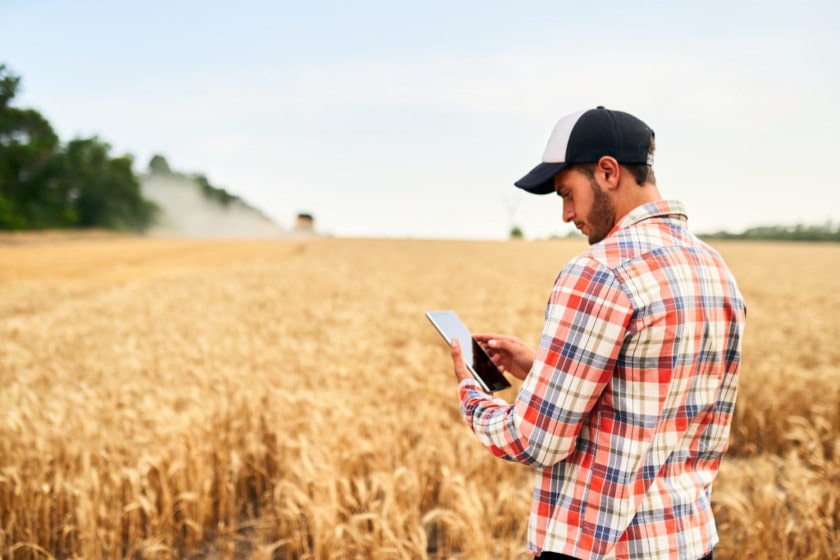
[{"xmin": 449, "ymin": 107, "xmax": 746, "ymax": 559}]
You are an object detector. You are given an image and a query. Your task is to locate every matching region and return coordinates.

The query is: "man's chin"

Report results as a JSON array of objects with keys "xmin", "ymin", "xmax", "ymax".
[{"xmin": 587, "ymin": 230, "xmax": 609, "ymax": 245}]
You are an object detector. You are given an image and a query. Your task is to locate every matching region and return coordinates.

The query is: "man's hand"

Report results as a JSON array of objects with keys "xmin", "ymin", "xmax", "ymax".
[{"xmin": 473, "ymin": 333, "xmax": 535, "ymax": 380}]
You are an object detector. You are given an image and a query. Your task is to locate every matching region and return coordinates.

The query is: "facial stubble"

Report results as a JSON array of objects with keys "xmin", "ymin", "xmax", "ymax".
[{"xmin": 586, "ymin": 180, "xmax": 617, "ymax": 245}]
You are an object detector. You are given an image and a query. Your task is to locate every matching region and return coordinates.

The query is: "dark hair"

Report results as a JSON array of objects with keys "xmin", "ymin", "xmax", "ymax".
[
  {"xmin": 572, "ymin": 135, "xmax": 656, "ymax": 186},
  {"xmin": 624, "ymin": 163, "xmax": 655, "ymax": 186}
]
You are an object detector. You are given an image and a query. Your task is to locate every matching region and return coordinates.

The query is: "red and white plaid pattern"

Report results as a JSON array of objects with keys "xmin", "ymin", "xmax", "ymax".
[{"xmin": 459, "ymin": 200, "xmax": 746, "ymax": 560}]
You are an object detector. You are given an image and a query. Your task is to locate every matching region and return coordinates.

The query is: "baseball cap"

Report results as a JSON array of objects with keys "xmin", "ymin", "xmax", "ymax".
[{"xmin": 514, "ymin": 106, "xmax": 655, "ymax": 195}]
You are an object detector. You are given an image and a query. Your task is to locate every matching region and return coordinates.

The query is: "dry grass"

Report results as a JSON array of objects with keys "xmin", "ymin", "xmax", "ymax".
[{"xmin": 0, "ymin": 235, "xmax": 838, "ymax": 559}]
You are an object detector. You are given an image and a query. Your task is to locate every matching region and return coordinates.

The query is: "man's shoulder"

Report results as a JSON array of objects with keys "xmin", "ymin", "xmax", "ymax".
[
  {"xmin": 582, "ymin": 200, "xmax": 695, "ymax": 270},
  {"xmin": 559, "ymin": 243, "xmax": 628, "ymax": 292},
  {"xmin": 576, "ymin": 229, "xmax": 643, "ymax": 272}
]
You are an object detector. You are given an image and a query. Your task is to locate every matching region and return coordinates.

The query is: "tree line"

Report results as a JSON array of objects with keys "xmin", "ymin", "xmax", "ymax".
[
  {"xmin": 0, "ymin": 64, "xmax": 159, "ymax": 231},
  {"xmin": 701, "ymin": 223, "xmax": 840, "ymax": 242},
  {"xmin": 0, "ymin": 63, "xmax": 257, "ymax": 233}
]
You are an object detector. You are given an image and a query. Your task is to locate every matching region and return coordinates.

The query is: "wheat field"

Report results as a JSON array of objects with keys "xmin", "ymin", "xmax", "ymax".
[{"xmin": 0, "ymin": 234, "xmax": 838, "ymax": 559}]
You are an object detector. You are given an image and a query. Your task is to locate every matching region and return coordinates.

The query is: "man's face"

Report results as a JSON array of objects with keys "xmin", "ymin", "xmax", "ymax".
[{"xmin": 554, "ymin": 167, "xmax": 617, "ymax": 245}]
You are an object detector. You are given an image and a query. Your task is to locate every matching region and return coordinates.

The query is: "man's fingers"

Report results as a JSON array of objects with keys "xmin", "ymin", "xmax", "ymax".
[
  {"xmin": 474, "ymin": 333, "xmax": 511, "ymax": 343},
  {"xmin": 485, "ymin": 337, "xmax": 515, "ymax": 354},
  {"xmin": 450, "ymin": 339, "xmax": 472, "ymax": 383},
  {"xmin": 450, "ymin": 338, "xmax": 462, "ymax": 358}
]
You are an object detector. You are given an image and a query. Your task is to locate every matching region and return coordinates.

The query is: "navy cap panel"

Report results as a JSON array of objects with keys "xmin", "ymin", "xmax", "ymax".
[{"xmin": 565, "ymin": 108, "xmax": 619, "ymax": 163}]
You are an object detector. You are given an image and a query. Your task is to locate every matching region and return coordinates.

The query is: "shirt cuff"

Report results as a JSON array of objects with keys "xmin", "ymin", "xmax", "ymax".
[{"xmin": 458, "ymin": 378, "xmax": 485, "ymax": 398}]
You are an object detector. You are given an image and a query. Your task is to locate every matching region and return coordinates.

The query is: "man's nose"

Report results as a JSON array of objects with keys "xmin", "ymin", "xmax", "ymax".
[{"xmin": 563, "ymin": 201, "xmax": 574, "ymax": 223}]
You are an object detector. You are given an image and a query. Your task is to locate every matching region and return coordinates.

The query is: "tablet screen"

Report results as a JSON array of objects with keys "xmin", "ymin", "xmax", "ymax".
[{"xmin": 426, "ymin": 311, "xmax": 511, "ymax": 392}]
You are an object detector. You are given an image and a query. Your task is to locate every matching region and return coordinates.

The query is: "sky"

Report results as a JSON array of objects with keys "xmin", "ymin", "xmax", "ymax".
[{"xmin": 1, "ymin": 0, "xmax": 839, "ymax": 239}]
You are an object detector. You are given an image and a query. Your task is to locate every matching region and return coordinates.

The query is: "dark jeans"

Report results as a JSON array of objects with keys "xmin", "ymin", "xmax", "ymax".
[{"xmin": 538, "ymin": 551, "xmax": 713, "ymax": 560}]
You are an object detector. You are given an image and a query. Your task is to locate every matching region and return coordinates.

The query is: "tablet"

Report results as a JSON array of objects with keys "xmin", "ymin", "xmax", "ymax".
[{"xmin": 426, "ymin": 310, "xmax": 511, "ymax": 392}]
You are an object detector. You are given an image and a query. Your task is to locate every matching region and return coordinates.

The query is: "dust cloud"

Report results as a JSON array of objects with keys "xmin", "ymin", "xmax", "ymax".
[{"xmin": 140, "ymin": 174, "xmax": 298, "ymax": 239}]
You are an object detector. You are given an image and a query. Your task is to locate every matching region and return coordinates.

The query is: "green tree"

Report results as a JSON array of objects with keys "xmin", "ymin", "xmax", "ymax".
[
  {"xmin": 0, "ymin": 64, "xmax": 62, "ymax": 229},
  {"xmin": 0, "ymin": 64, "xmax": 20, "ymax": 109},
  {"xmin": 148, "ymin": 153, "xmax": 172, "ymax": 175},
  {"xmin": 194, "ymin": 173, "xmax": 237, "ymax": 207},
  {"xmin": 1, "ymin": 63, "xmax": 159, "ymax": 232},
  {"xmin": 56, "ymin": 137, "xmax": 158, "ymax": 231}
]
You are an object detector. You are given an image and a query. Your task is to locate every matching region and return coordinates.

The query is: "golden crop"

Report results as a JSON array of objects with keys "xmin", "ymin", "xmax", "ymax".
[{"xmin": 1, "ymin": 235, "xmax": 838, "ymax": 559}]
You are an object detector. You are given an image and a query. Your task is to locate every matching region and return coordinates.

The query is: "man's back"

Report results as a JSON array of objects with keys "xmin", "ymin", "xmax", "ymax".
[{"xmin": 534, "ymin": 200, "xmax": 746, "ymax": 558}]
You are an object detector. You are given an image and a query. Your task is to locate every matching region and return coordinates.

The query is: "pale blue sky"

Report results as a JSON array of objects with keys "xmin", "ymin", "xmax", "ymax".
[{"xmin": 2, "ymin": 1, "xmax": 838, "ymax": 238}]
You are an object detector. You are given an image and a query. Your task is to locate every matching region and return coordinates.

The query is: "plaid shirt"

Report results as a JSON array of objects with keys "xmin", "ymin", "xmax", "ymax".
[{"xmin": 460, "ymin": 200, "xmax": 746, "ymax": 559}]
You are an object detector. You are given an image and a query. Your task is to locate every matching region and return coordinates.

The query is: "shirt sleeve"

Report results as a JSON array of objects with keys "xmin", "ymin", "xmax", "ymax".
[{"xmin": 460, "ymin": 256, "xmax": 634, "ymax": 467}]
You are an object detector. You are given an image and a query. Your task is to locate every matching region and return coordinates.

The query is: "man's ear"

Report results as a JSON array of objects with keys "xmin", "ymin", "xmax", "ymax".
[{"xmin": 597, "ymin": 156, "xmax": 620, "ymax": 190}]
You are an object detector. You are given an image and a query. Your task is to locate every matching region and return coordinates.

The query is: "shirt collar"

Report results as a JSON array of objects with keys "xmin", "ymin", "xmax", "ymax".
[{"xmin": 613, "ymin": 200, "xmax": 688, "ymax": 233}]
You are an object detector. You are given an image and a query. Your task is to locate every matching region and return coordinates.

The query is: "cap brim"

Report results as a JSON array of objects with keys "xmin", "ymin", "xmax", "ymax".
[{"xmin": 514, "ymin": 162, "xmax": 567, "ymax": 194}]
